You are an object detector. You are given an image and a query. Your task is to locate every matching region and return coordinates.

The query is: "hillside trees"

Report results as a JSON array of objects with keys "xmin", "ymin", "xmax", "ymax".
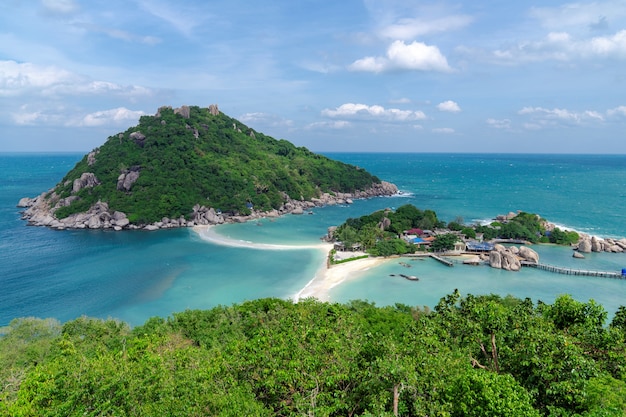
[
  {"xmin": 3, "ymin": 294, "xmax": 626, "ymax": 416},
  {"xmin": 50, "ymin": 106, "xmax": 383, "ymax": 223}
]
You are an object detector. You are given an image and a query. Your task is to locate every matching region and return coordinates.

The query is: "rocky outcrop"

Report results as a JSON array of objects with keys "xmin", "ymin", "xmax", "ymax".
[
  {"xmin": 129, "ymin": 131, "xmax": 146, "ymax": 147},
  {"xmin": 489, "ymin": 244, "xmax": 539, "ymax": 271},
  {"xmin": 117, "ymin": 168, "xmax": 140, "ymax": 191},
  {"xmin": 576, "ymin": 235, "xmax": 626, "ymax": 254},
  {"xmin": 192, "ymin": 205, "xmax": 225, "ymax": 226},
  {"xmin": 87, "ymin": 150, "xmax": 98, "ymax": 166},
  {"xmin": 208, "ymin": 104, "xmax": 219, "ymax": 115},
  {"xmin": 72, "ymin": 173, "xmax": 100, "ymax": 193},
  {"xmin": 518, "ymin": 246, "xmax": 539, "ymax": 264},
  {"xmin": 174, "ymin": 105, "xmax": 190, "ymax": 119}
]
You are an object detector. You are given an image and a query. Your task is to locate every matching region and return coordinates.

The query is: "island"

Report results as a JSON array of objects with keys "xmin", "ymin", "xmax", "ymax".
[
  {"xmin": 17, "ymin": 105, "xmax": 397, "ymax": 230},
  {"xmin": 323, "ymin": 204, "xmax": 626, "ymax": 272}
]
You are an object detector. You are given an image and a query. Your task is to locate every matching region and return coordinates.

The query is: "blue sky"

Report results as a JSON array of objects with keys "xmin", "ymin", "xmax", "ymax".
[{"xmin": 1, "ymin": 0, "xmax": 626, "ymax": 153}]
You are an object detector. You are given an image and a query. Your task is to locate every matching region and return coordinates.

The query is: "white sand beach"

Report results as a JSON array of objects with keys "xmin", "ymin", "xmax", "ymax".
[
  {"xmin": 193, "ymin": 225, "xmax": 390, "ymax": 302},
  {"xmin": 294, "ymin": 256, "xmax": 390, "ymax": 302}
]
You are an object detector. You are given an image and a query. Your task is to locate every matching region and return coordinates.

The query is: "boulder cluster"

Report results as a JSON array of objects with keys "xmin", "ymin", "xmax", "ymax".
[
  {"xmin": 18, "ymin": 198, "xmax": 131, "ymax": 231},
  {"xmin": 488, "ymin": 244, "xmax": 539, "ymax": 271},
  {"xmin": 18, "ymin": 181, "xmax": 399, "ymax": 232},
  {"xmin": 576, "ymin": 235, "xmax": 626, "ymax": 255}
]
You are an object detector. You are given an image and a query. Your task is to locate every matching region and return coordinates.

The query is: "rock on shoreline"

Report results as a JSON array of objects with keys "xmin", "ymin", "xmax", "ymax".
[
  {"xmin": 575, "ymin": 235, "xmax": 626, "ymax": 254},
  {"xmin": 17, "ymin": 181, "xmax": 399, "ymax": 231},
  {"xmin": 488, "ymin": 244, "xmax": 539, "ymax": 271}
]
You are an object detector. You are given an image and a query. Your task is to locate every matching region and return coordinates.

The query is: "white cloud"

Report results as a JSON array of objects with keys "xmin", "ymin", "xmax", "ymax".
[
  {"xmin": 585, "ymin": 30, "xmax": 626, "ymax": 57},
  {"xmin": 349, "ymin": 40, "xmax": 453, "ymax": 73},
  {"xmin": 0, "ymin": 60, "xmax": 77, "ymax": 96},
  {"xmin": 73, "ymin": 107, "xmax": 146, "ymax": 127},
  {"xmin": 321, "ymin": 103, "xmax": 426, "ymax": 121},
  {"xmin": 238, "ymin": 112, "xmax": 294, "ymax": 128},
  {"xmin": 77, "ymin": 23, "xmax": 162, "ymax": 45},
  {"xmin": 432, "ymin": 127, "xmax": 455, "ymax": 134},
  {"xmin": 492, "ymin": 30, "xmax": 626, "ymax": 64},
  {"xmin": 437, "ymin": 100, "xmax": 461, "ymax": 112},
  {"xmin": 305, "ymin": 121, "xmax": 352, "ymax": 130},
  {"xmin": 11, "ymin": 105, "xmax": 145, "ymax": 127},
  {"xmin": 0, "ymin": 60, "xmax": 155, "ymax": 99},
  {"xmin": 518, "ymin": 106, "xmax": 605, "ymax": 127},
  {"xmin": 608, "ymin": 106, "xmax": 626, "ymax": 117},
  {"xmin": 12, "ymin": 110, "xmax": 47, "ymax": 125},
  {"xmin": 389, "ymin": 97, "xmax": 411, "ymax": 104},
  {"xmin": 486, "ymin": 118, "xmax": 511, "ymax": 129},
  {"xmin": 379, "ymin": 15, "xmax": 473, "ymax": 40}
]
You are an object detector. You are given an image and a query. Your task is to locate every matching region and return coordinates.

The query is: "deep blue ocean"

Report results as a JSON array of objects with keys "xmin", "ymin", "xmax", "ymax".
[{"xmin": 2, "ymin": 153, "xmax": 626, "ymax": 326}]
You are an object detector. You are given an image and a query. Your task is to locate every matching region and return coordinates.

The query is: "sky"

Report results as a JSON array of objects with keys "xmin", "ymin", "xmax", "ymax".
[{"xmin": 1, "ymin": 0, "xmax": 626, "ymax": 153}]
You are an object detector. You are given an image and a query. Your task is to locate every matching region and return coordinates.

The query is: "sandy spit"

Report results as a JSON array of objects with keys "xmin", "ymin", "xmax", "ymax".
[{"xmin": 193, "ymin": 225, "xmax": 391, "ymax": 302}]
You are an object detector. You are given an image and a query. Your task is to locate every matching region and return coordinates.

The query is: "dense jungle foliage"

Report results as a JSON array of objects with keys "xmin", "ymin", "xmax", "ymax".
[
  {"xmin": 333, "ymin": 205, "xmax": 580, "ymax": 256},
  {"xmin": 2, "ymin": 293, "xmax": 626, "ymax": 416},
  {"xmin": 51, "ymin": 106, "xmax": 381, "ymax": 224}
]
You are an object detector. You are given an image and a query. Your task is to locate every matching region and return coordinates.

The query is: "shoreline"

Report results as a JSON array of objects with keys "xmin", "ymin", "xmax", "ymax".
[{"xmin": 193, "ymin": 224, "xmax": 390, "ymax": 302}]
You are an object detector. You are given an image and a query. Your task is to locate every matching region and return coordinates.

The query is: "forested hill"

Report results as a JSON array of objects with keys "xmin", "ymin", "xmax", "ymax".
[{"xmin": 21, "ymin": 105, "xmax": 393, "ymax": 226}]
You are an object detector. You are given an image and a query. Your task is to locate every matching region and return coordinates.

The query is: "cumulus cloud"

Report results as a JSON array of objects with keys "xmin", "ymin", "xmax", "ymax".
[
  {"xmin": 349, "ymin": 40, "xmax": 453, "ymax": 73},
  {"xmin": 379, "ymin": 15, "xmax": 473, "ymax": 40},
  {"xmin": 75, "ymin": 107, "xmax": 146, "ymax": 127},
  {"xmin": 486, "ymin": 118, "xmax": 511, "ymax": 129},
  {"xmin": 321, "ymin": 103, "xmax": 426, "ymax": 121},
  {"xmin": 437, "ymin": 100, "xmax": 461, "ymax": 112}
]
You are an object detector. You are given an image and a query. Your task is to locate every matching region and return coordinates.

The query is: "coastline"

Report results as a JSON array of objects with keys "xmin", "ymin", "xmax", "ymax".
[{"xmin": 193, "ymin": 224, "xmax": 390, "ymax": 302}]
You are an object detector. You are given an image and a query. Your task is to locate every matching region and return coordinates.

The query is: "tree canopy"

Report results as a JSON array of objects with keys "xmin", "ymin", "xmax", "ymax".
[{"xmin": 2, "ymin": 293, "xmax": 626, "ymax": 416}]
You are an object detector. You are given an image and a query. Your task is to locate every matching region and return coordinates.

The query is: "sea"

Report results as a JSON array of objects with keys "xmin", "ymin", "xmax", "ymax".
[{"xmin": 2, "ymin": 153, "xmax": 626, "ymax": 327}]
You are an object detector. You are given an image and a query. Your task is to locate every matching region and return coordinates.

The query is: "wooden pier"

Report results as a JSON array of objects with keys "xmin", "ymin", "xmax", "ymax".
[
  {"xmin": 430, "ymin": 254, "xmax": 454, "ymax": 267},
  {"xmin": 521, "ymin": 261, "xmax": 624, "ymax": 279}
]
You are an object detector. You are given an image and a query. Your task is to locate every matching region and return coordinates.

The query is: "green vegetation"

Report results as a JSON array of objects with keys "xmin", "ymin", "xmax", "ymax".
[
  {"xmin": 51, "ymin": 106, "xmax": 382, "ymax": 224},
  {"xmin": 2, "ymin": 293, "xmax": 626, "ymax": 416},
  {"xmin": 333, "ymin": 204, "xmax": 445, "ymax": 255},
  {"xmin": 332, "ymin": 205, "xmax": 580, "ymax": 257}
]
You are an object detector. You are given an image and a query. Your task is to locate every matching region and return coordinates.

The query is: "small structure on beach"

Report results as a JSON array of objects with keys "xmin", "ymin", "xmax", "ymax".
[{"xmin": 465, "ymin": 241, "xmax": 495, "ymax": 253}]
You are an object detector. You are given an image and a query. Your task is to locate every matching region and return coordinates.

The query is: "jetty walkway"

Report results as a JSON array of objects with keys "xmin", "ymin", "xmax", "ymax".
[
  {"xmin": 430, "ymin": 254, "xmax": 454, "ymax": 267},
  {"xmin": 521, "ymin": 261, "xmax": 625, "ymax": 279}
]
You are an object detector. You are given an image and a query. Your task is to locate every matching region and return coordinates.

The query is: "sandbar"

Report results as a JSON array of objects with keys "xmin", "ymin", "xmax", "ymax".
[
  {"xmin": 294, "ymin": 256, "xmax": 390, "ymax": 302},
  {"xmin": 193, "ymin": 225, "xmax": 390, "ymax": 302}
]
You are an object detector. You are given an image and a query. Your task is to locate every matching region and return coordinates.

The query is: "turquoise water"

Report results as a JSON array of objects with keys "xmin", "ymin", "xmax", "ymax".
[{"xmin": 2, "ymin": 153, "xmax": 626, "ymax": 326}]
